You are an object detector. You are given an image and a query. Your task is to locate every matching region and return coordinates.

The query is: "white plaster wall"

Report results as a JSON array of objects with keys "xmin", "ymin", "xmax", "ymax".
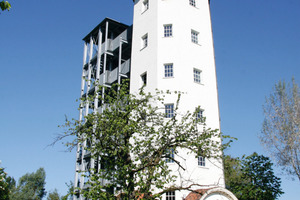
[
  {"xmin": 131, "ymin": 0, "xmax": 160, "ymax": 93},
  {"xmin": 131, "ymin": 1, "xmax": 224, "ymax": 199}
]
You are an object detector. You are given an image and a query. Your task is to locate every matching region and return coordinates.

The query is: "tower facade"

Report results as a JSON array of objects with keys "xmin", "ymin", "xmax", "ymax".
[
  {"xmin": 130, "ymin": 0, "xmax": 223, "ymax": 198},
  {"xmin": 74, "ymin": 1, "xmax": 238, "ymax": 200},
  {"xmin": 74, "ymin": 18, "xmax": 132, "ymax": 200}
]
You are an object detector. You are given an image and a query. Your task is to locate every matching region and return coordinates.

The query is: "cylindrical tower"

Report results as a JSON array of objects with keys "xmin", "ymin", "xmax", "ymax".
[{"xmin": 130, "ymin": 0, "xmax": 224, "ymax": 199}]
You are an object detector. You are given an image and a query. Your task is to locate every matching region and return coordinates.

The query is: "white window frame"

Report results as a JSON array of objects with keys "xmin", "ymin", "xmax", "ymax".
[
  {"xmin": 196, "ymin": 109, "xmax": 204, "ymax": 121},
  {"xmin": 189, "ymin": 0, "xmax": 196, "ymax": 7},
  {"xmin": 164, "ymin": 24, "xmax": 173, "ymax": 37},
  {"xmin": 198, "ymin": 156, "xmax": 206, "ymax": 167},
  {"xmin": 165, "ymin": 104, "xmax": 174, "ymax": 118},
  {"xmin": 142, "ymin": 0, "xmax": 149, "ymax": 13},
  {"xmin": 166, "ymin": 191, "xmax": 175, "ymax": 200},
  {"xmin": 193, "ymin": 68, "xmax": 201, "ymax": 84},
  {"xmin": 165, "ymin": 149, "xmax": 175, "ymax": 163},
  {"xmin": 141, "ymin": 72, "xmax": 147, "ymax": 86},
  {"xmin": 191, "ymin": 30, "xmax": 199, "ymax": 44},
  {"xmin": 141, "ymin": 34, "xmax": 148, "ymax": 49},
  {"xmin": 164, "ymin": 63, "xmax": 173, "ymax": 78}
]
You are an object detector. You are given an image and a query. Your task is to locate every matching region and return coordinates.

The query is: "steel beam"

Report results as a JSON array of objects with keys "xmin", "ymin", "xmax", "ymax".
[{"xmin": 101, "ymin": 21, "xmax": 109, "ymax": 111}]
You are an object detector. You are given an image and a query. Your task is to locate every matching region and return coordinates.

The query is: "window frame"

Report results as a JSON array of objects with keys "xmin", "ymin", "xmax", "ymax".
[
  {"xmin": 196, "ymin": 109, "xmax": 204, "ymax": 121},
  {"xmin": 141, "ymin": 34, "xmax": 148, "ymax": 49},
  {"xmin": 189, "ymin": 0, "xmax": 196, "ymax": 7},
  {"xmin": 164, "ymin": 24, "xmax": 173, "ymax": 37},
  {"xmin": 191, "ymin": 30, "xmax": 199, "ymax": 44},
  {"xmin": 198, "ymin": 156, "xmax": 206, "ymax": 167},
  {"xmin": 193, "ymin": 68, "xmax": 201, "ymax": 84},
  {"xmin": 165, "ymin": 149, "xmax": 175, "ymax": 163},
  {"xmin": 142, "ymin": 0, "xmax": 149, "ymax": 13},
  {"xmin": 164, "ymin": 63, "xmax": 174, "ymax": 78},
  {"xmin": 141, "ymin": 72, "xmax": 147, "ymax": 86},
  {"xmin": 165, "ymin": 104, "xmax": 174, "ymax": 118},
  {"xmin": 165, "ymin": 191, "xmax": 176, "ymax": 200}
]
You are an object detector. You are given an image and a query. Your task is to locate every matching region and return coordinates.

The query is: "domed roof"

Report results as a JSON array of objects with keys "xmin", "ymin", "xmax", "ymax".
[{"xmin": 184, "ymin": 187, "xmax": 238, "ymax": 200}]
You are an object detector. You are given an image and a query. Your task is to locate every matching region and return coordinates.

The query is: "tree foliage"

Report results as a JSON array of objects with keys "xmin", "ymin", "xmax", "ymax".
[
  {"xmin": 224, "ymin": 153, "xmax": 283, "ymax": 200},
  {"xmin": 0, "ymin": 164, "xmax": 15, "ymax": 200},
  {"xmin": 223, "ymin": 155, "xmax": 244, "ymax": 193},
  {"xmin": 61, "ymin": 181, "xmax": 73, "ymax": 200},
  {"xmin": 62, "ymin": 82, "xmax": 228, "ymax": 200},
  {"xmin": 47, "ymin": 189, "xmax": 61, "ymax": 200},
  {"xmin": 47, "ymin": 184, "xmax": 74, "ymax": 200},
  {"xmin": 0, "ymin": 1, "xmax": 11, "ymax": 12},
  {"xmin": 261, "ymin": 78, "xmax": 300, "ymax": 181},
  {"xmin": 10, "ymin": 167, "xmax": 47, "ymax": 200},
  {"xmin": 0, "ymin": 166, "xmax": 10, "ymax": 200}
]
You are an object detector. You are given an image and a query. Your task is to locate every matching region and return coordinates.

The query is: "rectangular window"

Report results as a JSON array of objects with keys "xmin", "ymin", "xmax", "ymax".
[
  {"xmin": 141, "ymin": 72, "xmax": 147, "ymax": 86},
  {"xmin": 142, "ymin": 0, "xmax": 149, "ymax": 12},
  {"xmin": 196, "ymin": 109, "xmax": 204, "ymax": 121},
  {"xmin": 164, "ymin": 24, "xmax": 173, "ymax": 37},
  {"xmin": 193, "ymin": 68, "xmax": 201, "ymax": 83},
  {"xmin": 165, "ymin": 104, "xmax": 174, "ymax": 118},
  {"xmin": 189, "ymin": 0, "xmax": 196, "ymax": 7},
  {"xmin": 198, "ymin": 156, "xmax": 205, "ymax": 167},
  {"xmin": 164, "ymin": 63, "xmax": 173, "ymax": 77},
  {"xmin": 191, "ymin": 30, "xmax": 199, "ymax": 44},
  {"xmin": 142, "ymin": 34, "xmax": 148, "ymax": 49},
  {"xmin": 166, "ymin": 191, "xmax": 175, "ymax": 200},
  {"xmin": 165, "ymin": 149, "xmax": 174, "ymax": 163}
]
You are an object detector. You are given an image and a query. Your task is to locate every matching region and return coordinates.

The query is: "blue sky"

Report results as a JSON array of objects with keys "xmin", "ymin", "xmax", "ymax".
[{"xmin": 0, "ymin": 0, "xmax": 299, "ymax": 199}]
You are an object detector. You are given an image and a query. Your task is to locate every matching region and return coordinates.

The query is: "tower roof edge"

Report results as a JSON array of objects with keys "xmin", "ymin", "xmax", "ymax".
[{"xmin": 82, "ymin": 18, "xmax": 130, "ymax": 42}]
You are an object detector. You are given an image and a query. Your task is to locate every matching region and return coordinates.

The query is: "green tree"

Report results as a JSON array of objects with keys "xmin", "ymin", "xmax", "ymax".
[
  {"xmin": 0, "ymin": 166, "xmax": 10, "ymax": 200},
  {"xmin": 0, "ymin": 1, "xmax": 11, "ymax": 12},
  {"xmin": 261, "ymin": 78, "xmax": 300, "ymax": 181},
  {"xmin": 61, "ymin": 181, "xmax": 73, "ymax": 200},
  {"xmin": 62, "ymin": 82, "xmax": 229, "ymax": 200},
  {"xmin": 10, "ymin": 167, "xmax": 47, "ymax": 200},
  {"xmin": 47, "ymin": 189, "xmax": 61, "ymax": 200},
  {"xmin": 0, "ymin": 164, "xmax": 15, "ymax": 200},
  {"xmin": 224, "ymin": 153, "xmax": 283, "ymax": 200},
  {"xmin": 223, "ymin": 155, "xmax": 244, "ymax": 193},
  {"xmin": 6, "ymin": 175, "xmax": 16, "ymax": 192}
]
